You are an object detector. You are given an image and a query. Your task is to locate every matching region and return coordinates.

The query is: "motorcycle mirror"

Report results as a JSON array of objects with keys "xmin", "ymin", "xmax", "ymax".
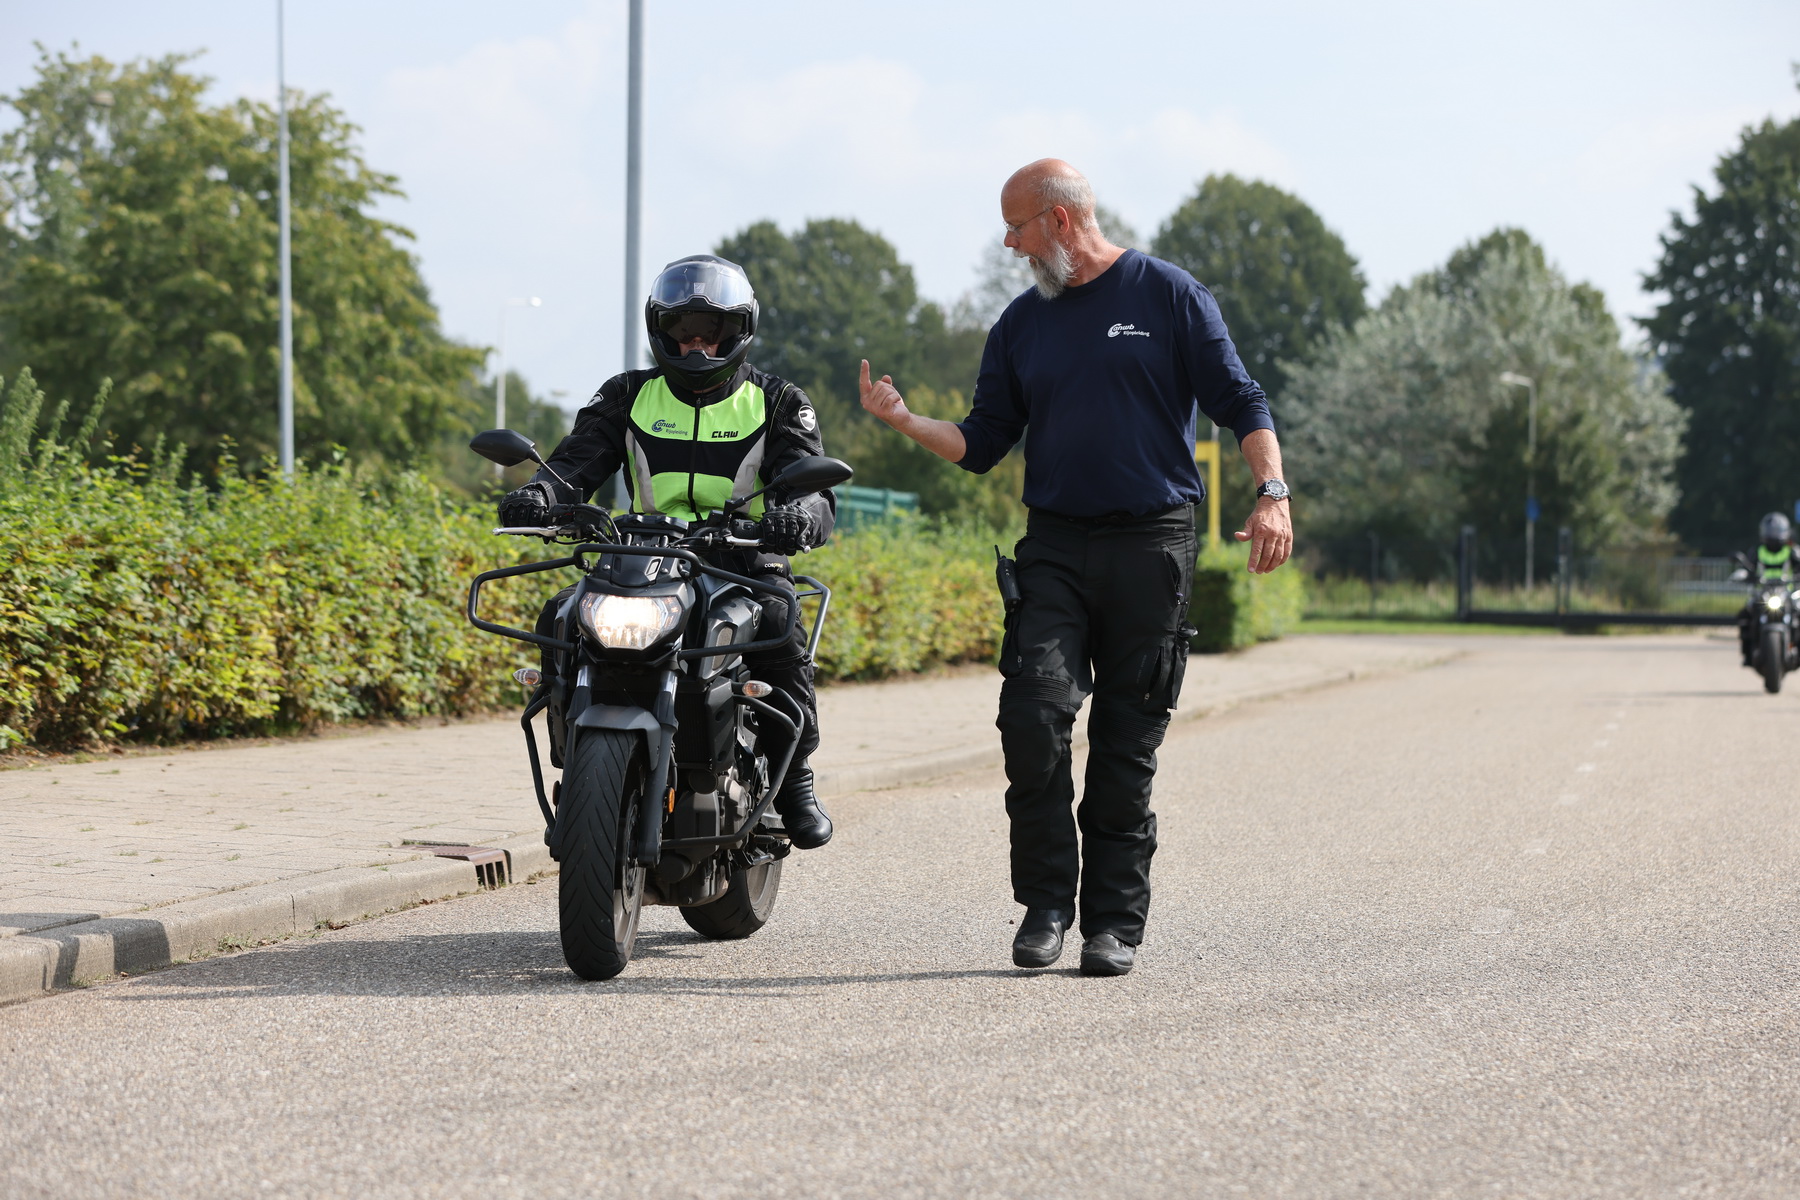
[
  {"xmin": 470, "ymin": 429, "xmax": 543, "ymax": 468},
  {"xmin": 770, "ymin": 456, "xmax": 854, "ymax": 497}
]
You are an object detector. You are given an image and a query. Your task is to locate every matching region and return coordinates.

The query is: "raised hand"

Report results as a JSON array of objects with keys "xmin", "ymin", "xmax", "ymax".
[{"xmin": 859, "ymin": 359, "xmax": 910, "ymax": 428}]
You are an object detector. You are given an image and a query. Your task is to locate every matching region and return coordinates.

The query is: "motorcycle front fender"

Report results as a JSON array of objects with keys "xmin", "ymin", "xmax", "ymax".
[{"xmin": 570, "ymin": 703, "xmax": 671, "ymax": 867}]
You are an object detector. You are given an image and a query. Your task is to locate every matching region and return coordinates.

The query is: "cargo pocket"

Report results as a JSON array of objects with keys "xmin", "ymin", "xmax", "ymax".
[{"xmin": 1141, "ymin": 624, "xmax": 1197, "ymax": 709}]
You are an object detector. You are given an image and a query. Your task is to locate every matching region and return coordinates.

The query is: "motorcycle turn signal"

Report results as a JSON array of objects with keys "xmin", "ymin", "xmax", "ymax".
[
  {"xmin": 513, "ymin": 667, "xmax": 542, "ymax": 687},
  {"xmin": 736, "ymin": 681, "xmax": 773, "ymax": 698}
]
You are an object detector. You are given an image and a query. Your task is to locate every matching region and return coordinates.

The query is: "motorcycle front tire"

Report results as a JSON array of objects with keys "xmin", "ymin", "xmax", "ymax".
[
  {"xmin": 679, "ymin": 858, "xmax": 783, "ymax": 940},
  {"xmin": 1761, "ymin": 627, "xmax": 1787, "ymax": 694},
  {"xmin": 557, "ymin": 728, "xmax": 648, "ymax": 980}
]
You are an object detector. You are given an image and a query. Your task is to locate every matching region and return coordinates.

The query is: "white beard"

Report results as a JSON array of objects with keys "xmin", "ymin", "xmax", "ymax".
[{"xmin": 1021, "ymin": 239, "xmax": 1076, "ymax": 300}]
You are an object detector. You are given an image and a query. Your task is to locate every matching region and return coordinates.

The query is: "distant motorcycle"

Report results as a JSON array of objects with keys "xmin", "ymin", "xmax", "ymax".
[
  {"xmin": 1732, "ymin": 552, "xmax": 1798, "ymax": 693},
  {"xmin": 465, "ymin": 428, "xmax": 852, "ymax": 980}
]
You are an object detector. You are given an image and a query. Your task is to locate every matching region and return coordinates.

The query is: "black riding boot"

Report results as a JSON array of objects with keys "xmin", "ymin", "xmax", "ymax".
[{"xmin": 773, "ymin": 764, "xmax": 832, "ymax": 849}]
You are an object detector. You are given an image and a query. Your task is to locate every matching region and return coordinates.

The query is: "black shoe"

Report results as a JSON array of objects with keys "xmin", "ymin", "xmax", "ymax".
[
  {"xmin": 1080, "ymin": 933, "xmax": 1135, "ymax": 976},
  {"xmin": 773, "ymin": 766, "xmax": 832, "ymax": 850},
  {"xmin": 1012, "ymin": 908, "xmax": 1073, "ymax": 968}
]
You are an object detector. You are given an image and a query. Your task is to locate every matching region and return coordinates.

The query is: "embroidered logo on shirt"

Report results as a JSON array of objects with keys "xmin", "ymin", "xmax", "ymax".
[
  {"xmin": 651, "ymin": 419, "xmax": 682, "ymax": 435},
  {"xmin": 1108, "ymin": 323, "xmax": 1151, "ymax": 339}
]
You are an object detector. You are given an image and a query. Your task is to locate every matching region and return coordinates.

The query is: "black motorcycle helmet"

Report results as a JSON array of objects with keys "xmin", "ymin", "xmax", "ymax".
[
  {"xmin": 1761, "ymin": 511, "xmax": 1792, "ymax": 550},
  {"xmin": 644, "ymin": 255, "xmax": 759, "ymax": 392}
]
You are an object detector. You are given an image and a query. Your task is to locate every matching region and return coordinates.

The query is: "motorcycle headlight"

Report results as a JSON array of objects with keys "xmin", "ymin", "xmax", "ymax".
[
  {"xmin": 578, "ymin": 592, "xmax": 686, "ymax": 650},
  {"xmin": 1767, "ymin": 592, "xmax": 1787, "ymax": 613}
]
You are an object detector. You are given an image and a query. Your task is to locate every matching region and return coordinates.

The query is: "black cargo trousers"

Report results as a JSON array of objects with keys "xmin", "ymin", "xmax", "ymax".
[
  {"xmin": 996, "ymin": 505, "xmax": 1198, "ymax": 945},
  {"xmin": 534, "ymin": 552, "xmax": 819, "ymax": 764}
]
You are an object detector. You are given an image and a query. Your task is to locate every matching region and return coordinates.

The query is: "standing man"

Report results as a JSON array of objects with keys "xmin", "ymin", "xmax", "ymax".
[{"xmin": 859, "ymin": 159, "xmax": 1292, "ymax": 976}]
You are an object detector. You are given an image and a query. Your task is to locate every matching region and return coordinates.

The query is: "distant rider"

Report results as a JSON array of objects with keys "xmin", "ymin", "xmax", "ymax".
[
  {"xmin": 1739, "ymin": 511, "xmax": 1795, "ymax": 666},
  {"xmin": 497, "ymin": 255, "xmax": 836, "ymax": 849}
]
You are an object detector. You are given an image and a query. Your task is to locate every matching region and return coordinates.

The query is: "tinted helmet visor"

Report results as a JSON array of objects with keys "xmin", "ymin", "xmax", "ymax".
[{"xmin": 657, "ymin": 309, "xmax": 746, "ymax": 347}]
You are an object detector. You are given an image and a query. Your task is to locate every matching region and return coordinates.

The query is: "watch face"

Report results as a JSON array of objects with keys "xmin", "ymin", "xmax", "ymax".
[{"xmin": 1260, "ymin": 479, "xmax": 1290, "ymax": 500}]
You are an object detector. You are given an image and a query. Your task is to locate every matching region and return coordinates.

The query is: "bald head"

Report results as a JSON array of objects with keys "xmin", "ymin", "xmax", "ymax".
[{"xmin": 1003, "ymin": 159, "xmax": 1098, "ymax": 231}]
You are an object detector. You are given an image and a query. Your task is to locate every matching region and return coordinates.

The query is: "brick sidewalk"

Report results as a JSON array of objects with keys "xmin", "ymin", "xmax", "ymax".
[{"xmin": 0, "ymin": 634, "xmax": 1456, "ymax": 956}]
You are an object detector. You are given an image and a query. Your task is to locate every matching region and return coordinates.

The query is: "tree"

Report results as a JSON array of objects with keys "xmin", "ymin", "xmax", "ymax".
[
  {"xmin": 1150, "ymin": 175, "xmax": 1366, "ymax": 401},
  {"xmin": 1282, "ymin": 229, "xmax": 1685, "ymax": 575},
  {"xmin": 433, "ymin": 368, "xmax": 573, "ymax": 496},
  {"xmin": 0, "ymin": 47, "xmax": 480, "ymax": 467},
  {"xmin": 1643, "ymin": 91, "xmax": 1800, "ymax": 552},
  {"xmin": 717, "ymin": 218, "xmax": 972, "ymax": 410}
]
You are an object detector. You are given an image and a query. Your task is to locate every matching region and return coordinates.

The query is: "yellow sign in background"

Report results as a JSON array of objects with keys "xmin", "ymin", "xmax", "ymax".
[{"xmin": 1194, "ymin": 438, "xmax": 1221, "ymax": 548}]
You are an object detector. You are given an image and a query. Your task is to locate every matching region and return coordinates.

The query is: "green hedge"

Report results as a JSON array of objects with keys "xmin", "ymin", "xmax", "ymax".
[
  {"xmin": 0, "ymin": 370, "xmax": 1013, "ymax": 752},
  {"xmin": 803, "ymin": 518, "xmax": 1005, "ymax": 679},
  {"xmin": 1188, "ymin": 541, "xmax": 1305, "ymax": 653}
]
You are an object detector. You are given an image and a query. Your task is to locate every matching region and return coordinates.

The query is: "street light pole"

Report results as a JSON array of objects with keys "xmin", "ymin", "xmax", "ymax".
[
  {"xmin": 276, "ymin": 0, "xmax": 294, "ymax": 476},
  {"xmin": 1500, "ymin": 372, "xmax": 1538, "ymax": 590},
  {"xmin": 622, "ymin": 0, "xmax": 644, "ymax": 374}
]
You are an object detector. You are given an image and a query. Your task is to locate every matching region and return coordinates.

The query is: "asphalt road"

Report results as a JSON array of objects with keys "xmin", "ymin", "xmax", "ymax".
[{"xmin": 3, "ymin": 634, "xmax": 1796, "ymax": 1199}]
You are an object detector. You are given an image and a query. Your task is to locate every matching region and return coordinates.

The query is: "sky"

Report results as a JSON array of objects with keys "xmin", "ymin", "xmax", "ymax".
[{"xmin": 4, "ymin": 0, "xmax": 1798, "ymax": 416}]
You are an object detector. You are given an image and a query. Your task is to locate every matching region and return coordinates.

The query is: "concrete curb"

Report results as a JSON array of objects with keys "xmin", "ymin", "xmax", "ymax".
[
  {"xmin": 0, "ymin": 831, "xmax": 554, "ymax": 1007},
  {"xmin": 0, "ymin": 649, "xmax": 1454, "ymax": 1006}
]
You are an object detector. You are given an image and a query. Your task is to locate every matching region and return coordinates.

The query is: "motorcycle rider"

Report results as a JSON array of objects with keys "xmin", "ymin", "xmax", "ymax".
[
  {"xmin": 1738, "ymin": 511, "xmax": 1795, "ymax": 666},
  {"xmin": 498, "ymin": 254, "xmax": 836, "ymax": 849}
]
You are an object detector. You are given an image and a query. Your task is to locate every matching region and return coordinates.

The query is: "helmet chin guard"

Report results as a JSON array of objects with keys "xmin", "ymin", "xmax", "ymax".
[{"xmin": 645, "ymin": 255, "xmax": 759, "ymax": 392}]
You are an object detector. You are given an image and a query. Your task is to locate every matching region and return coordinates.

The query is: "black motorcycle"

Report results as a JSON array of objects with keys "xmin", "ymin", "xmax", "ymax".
[
  {"xmin": 466, "ymin": 429, "xmax": 852, "ymax": 980},
  {"xmin": 1733, "ymin": 552, "xmax": 1798, "ymax": 694}
]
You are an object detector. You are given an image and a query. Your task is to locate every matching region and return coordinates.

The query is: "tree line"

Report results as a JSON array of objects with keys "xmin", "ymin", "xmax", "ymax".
[{"xmin": 3, "ymin": 47, "xmax": 1796, "ymax": 558}]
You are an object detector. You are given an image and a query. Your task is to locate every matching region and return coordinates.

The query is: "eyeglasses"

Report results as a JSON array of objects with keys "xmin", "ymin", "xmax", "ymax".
[{"xmin": 1003, "ymin": 205, "xmax": 1054, "ymax": 238}]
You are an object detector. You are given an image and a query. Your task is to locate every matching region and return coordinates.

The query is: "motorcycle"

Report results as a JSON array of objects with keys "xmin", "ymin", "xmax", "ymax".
[
  {"xmin": 466, "ymin": 428, "xmax": 852, "ymax": 980},
  {"xmin": 1732, "ymin": 552, "xmax": 1799, "ymax": 694}
]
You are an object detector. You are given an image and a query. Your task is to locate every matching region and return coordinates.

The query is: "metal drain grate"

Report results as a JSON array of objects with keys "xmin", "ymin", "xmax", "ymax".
[{"xmin": 403, "ymin": 842, "xmax": 510, "ymax": 889}]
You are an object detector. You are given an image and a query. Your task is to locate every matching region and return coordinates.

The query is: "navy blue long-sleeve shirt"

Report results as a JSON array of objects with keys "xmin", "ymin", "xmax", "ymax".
[{"xmin": 955, "ymin": 249, "xmax": 1273, "ymax": 518}]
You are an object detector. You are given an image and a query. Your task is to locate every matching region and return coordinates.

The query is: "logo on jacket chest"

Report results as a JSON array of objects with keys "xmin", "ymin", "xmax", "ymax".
[
  {"xmin": 650, "ymin": 418, "xmax": 683, "ymax": 435},
  {"xmin": 1108, "ymin": 323, "xmax": 1151, "ymax": 339}
]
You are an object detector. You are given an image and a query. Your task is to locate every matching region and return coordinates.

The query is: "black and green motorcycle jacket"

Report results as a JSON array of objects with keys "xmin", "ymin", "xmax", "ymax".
[{"xmin": 529, "ymin": 363, "xmax": 836, "ymax": 545}]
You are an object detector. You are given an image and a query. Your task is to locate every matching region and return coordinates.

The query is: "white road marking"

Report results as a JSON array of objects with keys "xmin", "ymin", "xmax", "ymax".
[{"xmin": 1523, "ymin": 839, "xmax": 1550, "ymax": 855}]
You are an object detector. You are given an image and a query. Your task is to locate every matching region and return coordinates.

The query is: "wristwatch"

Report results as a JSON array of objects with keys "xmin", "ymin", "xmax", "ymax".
[{"xmin": 1255, "ymin": 479, "xmax": 1291, "ymax": 502}]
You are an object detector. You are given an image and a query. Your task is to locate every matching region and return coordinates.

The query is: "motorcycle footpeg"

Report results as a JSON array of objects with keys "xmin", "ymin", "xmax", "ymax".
[{"xmin": 751, "ymin": 832, "xmax": 792, "ymax": 861}]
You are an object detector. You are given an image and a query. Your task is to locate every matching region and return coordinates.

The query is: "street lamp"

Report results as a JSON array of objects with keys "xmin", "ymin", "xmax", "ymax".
[
  {"xmin": 1499, "ymin": 371, "xmax": 1538, "ymax": 589},
  {"xmin": 493, "ymin": 296, "xmax": 542, "ymax": 474},
  {"xmin": 276, "ymin": 0, "xmax": 294, "ymax": 476}
]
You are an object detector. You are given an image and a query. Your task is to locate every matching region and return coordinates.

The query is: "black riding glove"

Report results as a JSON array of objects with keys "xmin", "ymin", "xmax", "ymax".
[
  {"xmin": 498, "ymin": 481, "xmax": 557, "ymax": 527},
  {"xmin": 758, "ymin": 504, "xmax": 815, "ymax": 556}
]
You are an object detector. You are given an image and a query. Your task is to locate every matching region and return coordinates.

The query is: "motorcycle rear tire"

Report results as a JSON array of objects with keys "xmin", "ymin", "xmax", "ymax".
[
  {"xmin": 558, "ymin": 728, "xmax": 648, "ymax": 980},
  {"xmin": 679, "ymin": 858, "xmax": 783, "ymax": 939},
  {"xmin": 1761, "ymin": 628, "xmax": 1786, "ymax": 694}
]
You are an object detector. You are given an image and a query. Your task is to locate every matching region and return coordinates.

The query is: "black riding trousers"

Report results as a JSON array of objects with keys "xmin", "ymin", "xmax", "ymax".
[{"xmin": 996, "ymin": 506, "xmax": 1197, "ymax": 944}]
